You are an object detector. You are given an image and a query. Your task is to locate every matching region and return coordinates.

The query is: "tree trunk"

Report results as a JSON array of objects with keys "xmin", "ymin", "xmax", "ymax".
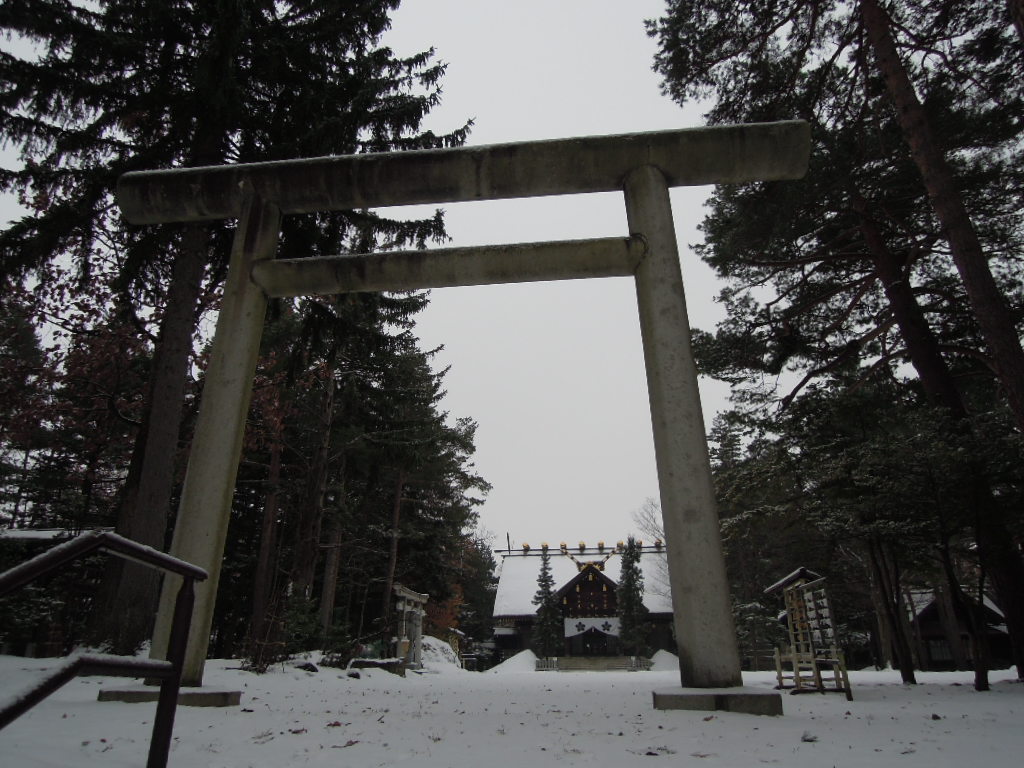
[
  {"xmin": 958, "ymin": 427, "xmax": 1024, "ymax": 680},
  {"xmin": 91, "ymin": 8, "xmax": 252, "ymax": 653},
  {"xmin": 290, "ymin": 372, "xmax": 335, "ymax": 601},
  {"xmin": 318, "ymin": 514, "xmax": 343, "ymax": 634},
  {"xmin": 853, "ymin": 193, "xmax": 967, "ymax": 416},
  {"xmin": 11, "ymin": 449, "xmax": 30, "ymax": 527},
  {"xmin": 893, "ymin": 574, "xmax": 922, "ymax": 673},
  {"xmin": 854, "ymin": 186, "xmax": 1024, "ymax": 680},
  {"xmin": 965, "ymin": 580, "xmax": 992, "ymax": 692},
  {"xmin": 380, "ymin": 467, "xmax": 406, "ymax": 628},
  {"xmin": 903, "ymin": 587, "xmax": 928, "ymax": 671},
  {"xmin": 970, "ymin": 510, "xmax": 1024, "ymax": 679},
  {"xmin": 933, "ymin": 583, "xmax": 970, "ymax": 671},
  {"xmin": 939, "ymin": 547, "xmax": 990, "ymax": 690},
  {"xmin": 867, "ymin": 539, "xmax": 917, "ymax": 683},
  {"xmin": 249, "ymin": 431, "xmax": 282, "ymax": 660},
  {"xmin": 94, "ymin": 223, "xmax": 208, "ymax": 653},
  {"xmin": 871, "ymin": 583, "xmax": 893, "ymax": 669},
  {"xmin": 861, "ymin": 0, "xmax": 1024, "ymax": 434}
]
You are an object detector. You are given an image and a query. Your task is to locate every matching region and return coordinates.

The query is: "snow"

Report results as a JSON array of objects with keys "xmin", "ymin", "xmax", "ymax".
[
  {"xmin": 1, "ymin": 644, "xmax": 1022, "ymax": 767},
  {"xmin": 0, "ymin": 528, "xmax": 77, "ymax": 541},
  {"xmin": 763, "ymin": 567, "xmax": 823, "ymax": 595},
  {"xmin": 648, "ymin": 649, "xmax": 680, "ymax": 672},
  {"xmin": 493, "ymin": 550, "xmax": 673, "ymax": 616},
  {"xmin": 490, "ymin": 649, "xmax": 538, "ymax": 673},
  {"xmin": 419, "ymin": 636, "xmax": 465, "ymax": 671}
]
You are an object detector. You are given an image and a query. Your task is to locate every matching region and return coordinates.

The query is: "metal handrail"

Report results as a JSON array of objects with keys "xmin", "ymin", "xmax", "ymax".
[{"xmin": 0, "ymin": 530, "xmax": 208, "ymax": 768}]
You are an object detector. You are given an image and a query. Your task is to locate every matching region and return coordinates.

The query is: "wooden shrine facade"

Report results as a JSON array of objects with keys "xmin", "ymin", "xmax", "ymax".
[{"xmin": 492, "ymin": 541, "xmax": 674, "ymax": 660}]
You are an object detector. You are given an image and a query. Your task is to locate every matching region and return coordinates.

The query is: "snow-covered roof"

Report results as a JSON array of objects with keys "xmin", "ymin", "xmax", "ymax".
[
  {"xmin": 493, "ymin": 546, "xmax": 673, "ymax": 616},
  {"xmin": 905, "ymin": 588, "xmax": 1006, "ymax": 625},
  {"xmin": 0, "ymin": 528, "xmax": 78, "ymax": 541},
  {"xmin": 763, "ymin": 567, "xmax": 823, "ymax": 595}
]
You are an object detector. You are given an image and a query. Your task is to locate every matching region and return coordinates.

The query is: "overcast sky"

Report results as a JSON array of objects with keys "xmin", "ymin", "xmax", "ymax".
[{"xmin": 382, "ymin": 0, "xmax": 732, "ymax": 550}]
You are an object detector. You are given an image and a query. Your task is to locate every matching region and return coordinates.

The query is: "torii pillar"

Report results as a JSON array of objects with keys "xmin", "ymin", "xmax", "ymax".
[{"xmin": 117, "ymin": 121, "xmax": 809, "ymax": 713}]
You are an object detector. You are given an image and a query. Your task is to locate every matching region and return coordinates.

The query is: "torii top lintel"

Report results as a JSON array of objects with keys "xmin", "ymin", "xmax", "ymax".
[{"xmin": 116, "ymin": 121, "xmax": 809, "ymax": 225}]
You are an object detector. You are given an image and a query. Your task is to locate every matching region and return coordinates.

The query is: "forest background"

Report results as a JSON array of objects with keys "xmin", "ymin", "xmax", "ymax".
[{"xmin": 1, "ymin": 0, "xmax": 1023, "ymax": 687}]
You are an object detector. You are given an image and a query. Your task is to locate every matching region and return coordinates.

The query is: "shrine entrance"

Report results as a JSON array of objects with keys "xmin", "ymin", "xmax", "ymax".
[
  {"xmin": 567, "ymin": 625, "xmax": 616, "ymax": 656},
  {"xmin": 116, "ymin": 120, "xmax": 809, "ymax": 692}
]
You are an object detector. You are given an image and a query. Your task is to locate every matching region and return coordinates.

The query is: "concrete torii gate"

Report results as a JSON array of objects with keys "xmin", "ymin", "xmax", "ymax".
[{"xmin": 117, "ymin": 121, "xmax": 809, "ymax": 704}]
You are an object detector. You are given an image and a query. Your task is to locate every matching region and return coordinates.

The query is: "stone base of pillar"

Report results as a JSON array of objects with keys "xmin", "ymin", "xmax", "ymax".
[
  {"xmin": 652, "ymin": 688, "xmax": 783, "ymax": 716},
  {"xmin": 98, "ymin": 685, "xmax": 241, "ymax": 707}
]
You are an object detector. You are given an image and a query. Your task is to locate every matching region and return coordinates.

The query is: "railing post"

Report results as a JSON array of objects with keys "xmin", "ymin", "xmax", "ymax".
[
  {"xmin": 0, "ymin": 531, "xmax": 208, "ymax": 761},
  {"xmin": 147, "ymin": 576, "xmax": 196, "ymax": 768}
]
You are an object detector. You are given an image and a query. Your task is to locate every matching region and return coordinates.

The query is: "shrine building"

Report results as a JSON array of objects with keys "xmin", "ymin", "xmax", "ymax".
[{"xmin": 492, "ymin": 540, "xmax": 675, "ymax": 660}]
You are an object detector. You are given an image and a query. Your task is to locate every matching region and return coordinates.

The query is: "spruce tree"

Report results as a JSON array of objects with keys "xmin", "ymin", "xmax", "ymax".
[
  {"xmin": 238, "ymin": 316, "xmax": 489, "ymax": 664},
  {"xmin": 0, "ymin": 0, "xmax": 468, "ymax": 652},
  {"xmin": 617, "ymin": 537, "xmax": 648, "ymax": 657},
  {"xmin": 532, "ymin": 550, "xmax": 562, "ymax": 658}
]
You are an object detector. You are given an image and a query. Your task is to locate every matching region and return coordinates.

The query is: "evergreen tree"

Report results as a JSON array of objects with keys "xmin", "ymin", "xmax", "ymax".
[
  {"xmin": 453, "ymin": 534, "xmax": 498, "ymax": 645},
  {"xmin": 648, "ymin": 1, "xmax": 1024, "ymax": 427},
  {"xmin": 0, "ymin": 0, "xmax": 468, "ymax": 651},
  {"xmin": 532, "ymin": 550, "xmax": 562, "ymax": 658},
  {"xmin": 616, "ymin": 536, "xmax": 648, "ymax": 657},
  {"xmin": 648, "ymin": 0, "xmax": 1024, "ymax": 680},
  {"xmin": 710, "ymin": 382, "xmax": 1024, "ymax": 687},
  {"xmin": 233, "ymin": 314, "xmax": 489, "ymax": 665},
  {"xmin": 649, "ymin": 0, "xmax": 1022, "ymax": 416}
]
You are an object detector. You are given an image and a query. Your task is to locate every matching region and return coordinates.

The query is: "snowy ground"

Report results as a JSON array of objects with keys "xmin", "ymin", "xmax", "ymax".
[{"xmin": 1, "ymin": 640, "xmax": 1021, "ymax": 767}]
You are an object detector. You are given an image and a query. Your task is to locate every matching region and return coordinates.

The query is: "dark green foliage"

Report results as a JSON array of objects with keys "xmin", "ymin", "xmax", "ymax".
[
  {"xmin": 709, "ymin": 382, "xmax": 1024, "ymax": 670},
  {"xmin": 0, "ymin": 0, "xmax": 470, "ymax": 540},
  {"xmin": 532, "ymin": 551, "xmax": 562, "ymax": 658},
  {"xmin": 616, "ymin": 536, "xmax": 648, "ymax": 656},
  {"xmin": 650, "ymin": 0, "xmax": 1024, "ymax": 679},
  {"xmin": 220, "ymin": 330, "xmax": 490, "ymax": 664},
  {"xmin": 318, "ymin": 623, "xmax": 356, "ymax": 670},
  {"xmin": 0, "ymin": 1, "xmax": 488, "ymax": 662},
  {"xmin": 0, "ymin": 0, "xmax": 469, "ymax": 655},
  {"xmin": 455, "ymin": 535, "xmax": 498, "ymax": 643},
  {"xmin": 0, "ymin": 0, "xmax": 469, "ymax": 286},
  {"xmin": 0, "ymin": 541, "xmax": 105, "ymax": 656},
  {"xmin": 647, "ymin": 0, "xmax": 1023, "ymax": 411},
  {"xmin": 0, "ymin": 284, "xmax": 48, "ymax": 456},
  {"xmin": 279, "ymin": 597, "xmax": 323, "ymax": 658}
]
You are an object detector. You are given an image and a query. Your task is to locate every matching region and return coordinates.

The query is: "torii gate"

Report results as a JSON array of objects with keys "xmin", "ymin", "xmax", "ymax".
[{"xmin": 117, "ymin": 120, "xmax": 809, "ymax": 707}]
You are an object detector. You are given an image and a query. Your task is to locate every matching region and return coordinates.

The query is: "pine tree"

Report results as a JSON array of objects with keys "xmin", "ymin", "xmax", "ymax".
[
  {"xmin": 532, "ymin": 550, "xmax": 563, "ymax": 658},
  {"xmin": 617, "ymin": 536, "xmax": 648, "ymax": 657},
  {"xmin": 649, "ymin": 0, "xmax": 1023, "ymax": 417},
  {"xmin": 648, "ymin": 0, "xmax": 1024, "ymax": 681}
]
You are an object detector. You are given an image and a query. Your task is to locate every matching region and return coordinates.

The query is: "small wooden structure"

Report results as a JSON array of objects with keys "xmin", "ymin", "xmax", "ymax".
[{"xmin": 765, "ymin": 568, "xmax": 852, "ymax": 701}]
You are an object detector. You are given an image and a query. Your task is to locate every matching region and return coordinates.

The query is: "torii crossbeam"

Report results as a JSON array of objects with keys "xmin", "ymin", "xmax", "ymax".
[{"xmin": 116, "ymin": 121, "xmax": 809, "ymax": 706}]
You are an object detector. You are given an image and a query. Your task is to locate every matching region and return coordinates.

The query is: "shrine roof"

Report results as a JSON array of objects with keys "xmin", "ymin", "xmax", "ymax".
[
  {"xmin": 492, "ymin": 545, "xmax": 673, "ymax": 617},
  {"xmin": 763, "ymin": 567, "xmax": 824, "ymax": 595},
  {"xmin": 0, "ymin": 528, "xmax": 86, "ymax": 541}
]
